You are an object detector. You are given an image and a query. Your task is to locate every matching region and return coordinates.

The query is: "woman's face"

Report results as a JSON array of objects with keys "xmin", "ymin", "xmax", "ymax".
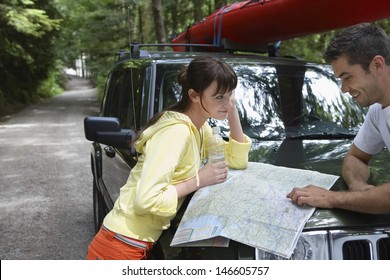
[{"xmin": 200, "ymin": 80, "xmax": 233, "ymax": 120}]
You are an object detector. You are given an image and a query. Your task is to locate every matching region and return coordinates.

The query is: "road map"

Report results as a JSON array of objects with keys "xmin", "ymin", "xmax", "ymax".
[{"xmin": 170, "ymin": 162, "xmax": 339, "ymax": 258}]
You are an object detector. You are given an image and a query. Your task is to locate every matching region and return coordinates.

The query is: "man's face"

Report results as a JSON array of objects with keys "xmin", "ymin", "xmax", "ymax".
[{"xmin": 331, "ymin": 55, "xmax": 380, "ymax": 108}]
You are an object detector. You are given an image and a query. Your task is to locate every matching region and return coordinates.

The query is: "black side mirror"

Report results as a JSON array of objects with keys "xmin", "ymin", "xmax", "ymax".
[{"xmin": 84, "ymin": 116, "xmax": 137, "ymax": 154}]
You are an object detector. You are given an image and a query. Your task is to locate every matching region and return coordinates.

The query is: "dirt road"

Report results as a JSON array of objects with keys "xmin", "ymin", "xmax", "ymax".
[{"xmin": 0, "ymin": 76, "xmax": 100, "ymax": 259}]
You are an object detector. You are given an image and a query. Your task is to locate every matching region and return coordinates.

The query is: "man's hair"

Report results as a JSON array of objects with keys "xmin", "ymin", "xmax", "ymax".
[{"xmin": 324, "ymin": 23, "xmax": 390, "ymax": 71}]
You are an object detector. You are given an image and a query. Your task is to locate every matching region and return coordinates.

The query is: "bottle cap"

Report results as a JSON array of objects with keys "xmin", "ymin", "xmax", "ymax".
[{"xmin": 212, "ymin": 126, "xmax": 221, "ymax": 134}]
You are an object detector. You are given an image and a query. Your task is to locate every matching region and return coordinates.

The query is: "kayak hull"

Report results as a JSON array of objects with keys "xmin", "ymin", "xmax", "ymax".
[{"xmin": 172, "ymin": 0, "xmax": 390, "ymax": 52}]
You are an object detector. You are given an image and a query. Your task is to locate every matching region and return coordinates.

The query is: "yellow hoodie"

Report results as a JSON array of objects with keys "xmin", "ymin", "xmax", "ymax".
[{"xmin": 103, "ymin": 111, "xmax": 252, "ymax": 242}]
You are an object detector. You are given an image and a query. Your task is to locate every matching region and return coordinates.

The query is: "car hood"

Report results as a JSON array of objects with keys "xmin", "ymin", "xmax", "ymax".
[{"xmin": 249, "ymin": 138, "xmax": 390, "ymax": 230}]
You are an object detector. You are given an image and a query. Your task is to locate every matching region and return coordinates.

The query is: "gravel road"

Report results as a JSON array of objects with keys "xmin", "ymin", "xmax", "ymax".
[{"xmin": 0, "ymin": 76, "xmax": 100, "ymax": 259}]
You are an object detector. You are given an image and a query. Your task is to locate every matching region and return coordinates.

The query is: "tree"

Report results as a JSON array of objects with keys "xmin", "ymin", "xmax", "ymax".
[
  {"xmin": 3, "ymin": 0, "xmax": 390, "ymax": 111},
  {"xmin": 0, "ymin": 0, "xmax": 62, "ymax": 106},
  {"xmin": 152, "ymin": 0, "xmax": 166, "ymax": 46},
  {"xmin": 56, "ymin": 0, "xmax": 130, "ymax": 89},
  {"xmin": 193, "ymin": 0, "xmax": 203, "ymax": 22}
]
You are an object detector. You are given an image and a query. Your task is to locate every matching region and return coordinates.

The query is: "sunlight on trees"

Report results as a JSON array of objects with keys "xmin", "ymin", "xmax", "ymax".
[{"xmin": 1, "ymin": 0, "xmax": 390, "ymax": 111}]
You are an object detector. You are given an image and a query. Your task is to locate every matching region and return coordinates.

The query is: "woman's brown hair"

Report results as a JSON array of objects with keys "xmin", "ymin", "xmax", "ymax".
[{"xmin": 133, "ymin": 56, "xmax": 237, "ymax": 142}]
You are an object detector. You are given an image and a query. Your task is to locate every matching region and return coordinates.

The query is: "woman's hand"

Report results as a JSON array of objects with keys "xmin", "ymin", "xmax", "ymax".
[
  {"xmin": 198, "ymin": 161, "xmax": 229, "ymax": 188},
  {"xmin": 226, "ymin": 93, "xmax": 246, "ymax": 143},
  {"xmin": 228, "ymin": 92, "xmax": 237, "ymax": 112},
  {"xmin": 174, "ymin": 161, "xmax": 228, "ymax": 198}
]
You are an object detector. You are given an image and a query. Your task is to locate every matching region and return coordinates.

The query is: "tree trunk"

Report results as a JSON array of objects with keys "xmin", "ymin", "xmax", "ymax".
[
  {"xmin": 194, "ymin": 0, "xmax": 203, "ymax": 22},
  {"xmin": 151, "ymin": 0, "xmax": 166, "ymax": 49},
  {"xmin": 214, "ymin": 0, "xmax": 227, "ymax": 10},
  {"xmin": 171, "ymin": 0, "xmax": 179, "ymax": 35},
  {"xmin": 138, "ymin": 4, "xmax": 144, "ymax": 43}
]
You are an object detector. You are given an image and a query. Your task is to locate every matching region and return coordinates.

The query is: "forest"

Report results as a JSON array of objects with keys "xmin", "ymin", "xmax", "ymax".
[{"xmin": 1, "ymin": 0, "xmax": 390, "ymax": 114}]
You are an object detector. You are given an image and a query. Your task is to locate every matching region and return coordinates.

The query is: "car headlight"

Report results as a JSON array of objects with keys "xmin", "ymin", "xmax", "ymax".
[{"xmin": 255, "ymin": 231, "xmax": 329, "ymax": 260}]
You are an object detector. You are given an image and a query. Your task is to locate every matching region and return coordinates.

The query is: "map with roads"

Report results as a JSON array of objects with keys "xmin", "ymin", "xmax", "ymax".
[{"xmin": 171, "ymin": 162, "xmax": 339, "ymax": 258}]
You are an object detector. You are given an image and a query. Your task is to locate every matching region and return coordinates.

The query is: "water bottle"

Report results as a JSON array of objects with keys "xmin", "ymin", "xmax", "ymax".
[{"xmin": 208, "ymin": 126, "xmax": 226, "ymax": 164}]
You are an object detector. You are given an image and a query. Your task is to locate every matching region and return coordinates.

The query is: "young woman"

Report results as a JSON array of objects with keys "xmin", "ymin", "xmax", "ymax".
[{"xmin": 86, "ymin": 56, "xmax": 252, "ymax": 260}]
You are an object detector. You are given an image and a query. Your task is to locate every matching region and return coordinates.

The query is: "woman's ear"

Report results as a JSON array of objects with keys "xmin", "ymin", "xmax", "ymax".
[{"xmin": 188, "ymin": 89, "xmax": 199, "ymax": 103}]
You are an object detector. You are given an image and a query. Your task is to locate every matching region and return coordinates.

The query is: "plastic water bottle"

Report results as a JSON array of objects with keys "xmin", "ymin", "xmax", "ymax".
[{"xmin": 208, "ymin": 126, "xmax": 226, "ymax": 164}]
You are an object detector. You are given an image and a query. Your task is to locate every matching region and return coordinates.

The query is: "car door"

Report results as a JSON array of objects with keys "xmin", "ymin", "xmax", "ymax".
[{"xmin": 101, "ymin": 64, "xmax": 143, "ymax": 206}]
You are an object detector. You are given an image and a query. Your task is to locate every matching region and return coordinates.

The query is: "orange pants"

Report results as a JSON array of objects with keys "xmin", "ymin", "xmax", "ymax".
[{"xmin": 86, "ymin": 226, "xmax": 154, "ymax": 260}]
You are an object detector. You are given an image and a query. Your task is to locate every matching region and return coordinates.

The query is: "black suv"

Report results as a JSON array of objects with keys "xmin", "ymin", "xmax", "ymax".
[{"xmin": 84, "ymin": 47, "xmax": 390, "ymax": 260}]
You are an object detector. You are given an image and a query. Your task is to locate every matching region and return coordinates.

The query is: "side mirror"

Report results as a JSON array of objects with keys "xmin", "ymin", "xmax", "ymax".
[{"xmin": 84, "ymin": 116, "xmax": 137, "ymax": 152}]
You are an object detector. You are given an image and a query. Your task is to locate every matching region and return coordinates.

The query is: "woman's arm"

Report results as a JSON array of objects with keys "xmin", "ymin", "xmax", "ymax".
[{"xmin": 174, "ymin": 161, "xmax": 229, "ymax": 198}]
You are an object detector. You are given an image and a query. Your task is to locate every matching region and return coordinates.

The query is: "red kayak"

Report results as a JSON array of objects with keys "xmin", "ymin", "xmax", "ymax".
[{"xmin": 171, "ymin": 0, "xmax": 390, "ymax": 52}]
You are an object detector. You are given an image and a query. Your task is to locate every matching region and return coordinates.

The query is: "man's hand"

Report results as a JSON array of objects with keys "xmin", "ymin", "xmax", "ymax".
[{"xmin": 286, "ymin": 185, "xmax": 338, "ymax": 208}]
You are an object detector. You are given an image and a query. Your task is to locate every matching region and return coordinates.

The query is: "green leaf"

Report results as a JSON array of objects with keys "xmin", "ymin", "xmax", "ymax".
[{"xmin": 6, "ymin": 8, "xmax": 61, "ymax": 37}]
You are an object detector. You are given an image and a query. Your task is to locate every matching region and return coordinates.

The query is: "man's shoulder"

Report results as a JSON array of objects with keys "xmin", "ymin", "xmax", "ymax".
[
  {"xmin": 367, "ymin": 103, "xmax": 382, "ymax": 113},
  {"xmin": 365, "ymin": 103, "xmax": 382, "ymax": 122}
]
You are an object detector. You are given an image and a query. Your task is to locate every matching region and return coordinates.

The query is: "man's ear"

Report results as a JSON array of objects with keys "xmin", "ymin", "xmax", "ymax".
[
  {"xmin": 188, "ymin": 89, "xmax": 199, "ymax": 103},
  {"xmin": 371, "ymin": 55, "xmax": 386, "ymax": 71}
]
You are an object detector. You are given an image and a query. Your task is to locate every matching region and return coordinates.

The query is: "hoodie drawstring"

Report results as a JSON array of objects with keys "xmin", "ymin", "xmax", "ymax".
[{"xmin": 188, "ymin": 124, "xmax": 202, "ymax": 188}]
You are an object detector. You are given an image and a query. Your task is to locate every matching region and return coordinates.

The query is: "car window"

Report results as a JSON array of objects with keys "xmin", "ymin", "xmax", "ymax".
[
  {"xmin": 156, "ymin": 63, "xmax": 284, "ymax": 140},
  {"xmin": 104, "ymin": 63, "xmax": 143, "ymax": 132},
  {"xmin": 157, "ymin": 61, "xmax": 366, "ymax": 140},
  {"xmin": 231, "ymin": 64, "xmax": 283, "ymax": 139},
  {"xmin": 221, "ymin": 63, "xmax": 365, "ymax": 139},
  {"xmin": 159, "ymin": 70, "xmax": 182, "ymax": 110},
  {"xmin": 121, "ymin": 67, "xmax": 143, "ymax": 131},
  {"xmin": 103, "ymin": 68, "xmax": 126, "ymax": 118},
  {"xmin": 140, "ymin": 66, "xmax": 153, "ymax": 126},
  {"xmin": 155, "ymin": 63, "xmax": 184, "ymax": 113},
  {"xmin": 209, "ymin": 63, "xmax": 284, "ymax": 140},
  {"xmin": 278, "ymin": 64, "xmax": 366, "ymax": 137},
  {"xmin": 301, "ymin": 66, "xmax": 365, "ymax": 129}
]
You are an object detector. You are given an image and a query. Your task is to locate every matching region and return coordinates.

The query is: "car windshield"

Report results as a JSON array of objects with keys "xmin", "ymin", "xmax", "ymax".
[{"xmin": 157, "ymin": 60, "xmax": 366, "ymax": 140}]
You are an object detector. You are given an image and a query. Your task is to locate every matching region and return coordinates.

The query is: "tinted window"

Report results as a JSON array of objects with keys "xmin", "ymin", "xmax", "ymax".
[
  {"xmin": 158, "ymin": 61, "xmax": 366, "ymax": 140},
  {"xmin": 120, "ymin": 67, "xmax": 143, "ymax": 131},
  {"xmin": 141, "ymin": 66, "xmax": 153, "ymax": 126},
  {"xmin": 104, "ymin": 68, "xmax": 126, "ymax": 117},
  {"xmin": 230, "ymin": 65, "xmax": 283, "ymax": 139},
  {"xmin": 302, "ymin": 66, "xmax": 364, "ymax": 128},
  {"xmin": 227, "ymin": 63, "xmax": 365, "ymax": 139},
  {"xmin": 155, "ymin": 63, "xmax": 184, "ymax": 113},
  {"xmin": 104, "ymin": 63, "xmax": 143, "ymax": 131}
]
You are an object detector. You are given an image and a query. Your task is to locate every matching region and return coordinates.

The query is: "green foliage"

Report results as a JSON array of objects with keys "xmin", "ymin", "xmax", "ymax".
[
  {"xmin": 280, "ymin": 32, "xmax": 337, "ymax": 63},
  {"xmin": 56, "ymin": 0, "xmax": 390, "ymax": 99},
  {"xmin": 0, "ymin": 0, "xmax": 63, "ymax": 109},
  {"xmin": 2, "ymin": 0, "xmax": 390, "ymax": 113},
  {"xmin": 6, "ymin": 7, "xmax": 61, "ymax": 37},
  {"xmin": 36, "ymin": 60, "xmax": 67, "ymax": 99},
  {"xmin": 56, "ymin": 0, "xmax": 223, "ymax": 93},
  {"xmin": 56, "ymin": 0, "xmax": 129, "ymax": 88},
  {"xmin": 280, "ymin": 18, "xmax": 390, "ymax": 63}
]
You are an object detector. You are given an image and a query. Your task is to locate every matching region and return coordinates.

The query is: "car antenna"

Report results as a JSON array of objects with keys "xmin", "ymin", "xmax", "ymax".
[{"xmin": 127, "ymin": 4, "xmax": 132, "ymax": 59}]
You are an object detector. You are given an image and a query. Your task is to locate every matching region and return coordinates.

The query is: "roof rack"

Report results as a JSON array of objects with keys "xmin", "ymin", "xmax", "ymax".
[
  {"xmin": 130, "ymin": 43, "xmax": 217, "ymax": 50},
  {"xmin": 116, "ymin": 43, "xmax": 221, "ymax": 60},
  {"xmin": 116, "ymin": 41, "xmax": 281, "ymax": 61},
  {"xmin": 134, "ymin": 43, "xmax": 218, "ymax": 56}
]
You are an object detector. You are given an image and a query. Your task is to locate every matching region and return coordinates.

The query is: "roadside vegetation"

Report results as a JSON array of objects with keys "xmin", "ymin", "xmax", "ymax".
[{"xmin": 1, "ymin": 0, "xmax": 390, "ymax": 118}]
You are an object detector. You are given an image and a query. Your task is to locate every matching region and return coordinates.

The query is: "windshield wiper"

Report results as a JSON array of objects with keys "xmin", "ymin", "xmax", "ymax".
[{"xmin": 287, "ymin": 132, "xmax": 356, "ymax": 140}]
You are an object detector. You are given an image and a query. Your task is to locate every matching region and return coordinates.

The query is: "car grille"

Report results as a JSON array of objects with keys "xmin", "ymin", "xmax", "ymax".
[
  {"xmin": 330, "ymin": 229, "xmax": 390, "ymax": 260},
  {"xmin": 342, "ymin": 240, "xmax": 371, "ymax": 259},
  {"xmin": 378, "ymin": 237, "xmax": 390, "ymax": 259}
]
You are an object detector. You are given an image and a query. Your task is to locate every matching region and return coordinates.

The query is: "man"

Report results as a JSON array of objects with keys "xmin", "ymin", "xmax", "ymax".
[{"xmin": 287, "ymin": 23, "xmax": 390, "ymax": 214}]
